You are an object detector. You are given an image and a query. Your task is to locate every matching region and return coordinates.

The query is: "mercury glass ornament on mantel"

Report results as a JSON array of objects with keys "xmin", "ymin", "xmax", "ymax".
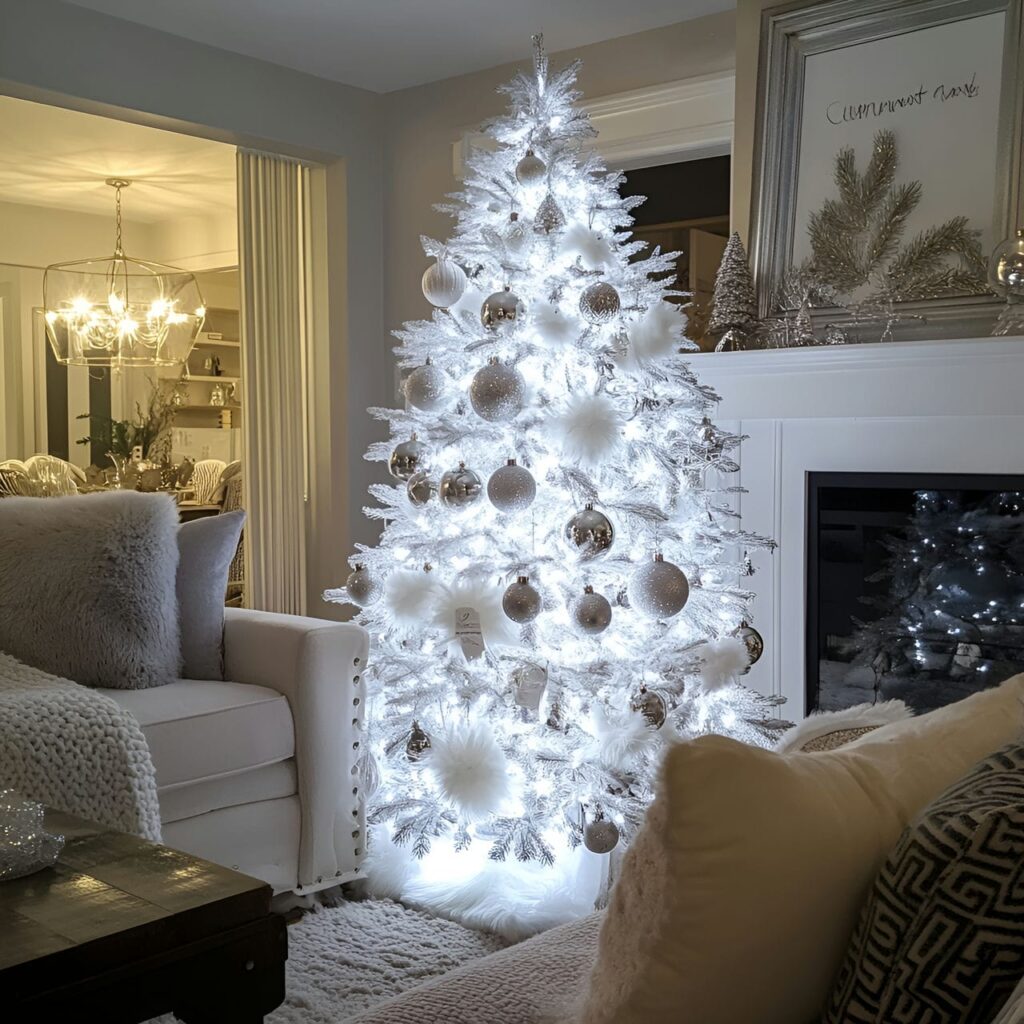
[{"xmin": 989, "ymin": 229, "xmax": 1024, "ymax": 336}]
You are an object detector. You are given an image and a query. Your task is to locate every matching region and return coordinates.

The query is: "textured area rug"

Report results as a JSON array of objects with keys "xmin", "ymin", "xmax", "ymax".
[{"xmin": 150, "ymin": 899, "xmax": 509, "ymax": 1024}]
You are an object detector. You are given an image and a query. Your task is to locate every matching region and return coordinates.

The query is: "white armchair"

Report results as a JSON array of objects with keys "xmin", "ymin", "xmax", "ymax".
[{"xmin": 100, "ymin": 607, "xmax": 369, "ymax": 894}]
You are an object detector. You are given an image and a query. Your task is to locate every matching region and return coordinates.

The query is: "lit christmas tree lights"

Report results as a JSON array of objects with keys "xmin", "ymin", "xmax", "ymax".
[{"xmin": 326, "ymin": 36, "xmax": 781, "ymax": 934}]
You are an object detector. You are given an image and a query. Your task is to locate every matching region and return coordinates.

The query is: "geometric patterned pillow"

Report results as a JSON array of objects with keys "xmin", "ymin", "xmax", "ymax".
[{"xmin": 823, "ymin": 742, "xmax": 1024, "ymax": 1024}]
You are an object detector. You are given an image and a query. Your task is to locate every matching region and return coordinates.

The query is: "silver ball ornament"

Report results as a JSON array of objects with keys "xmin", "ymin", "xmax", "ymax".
[
  {"xmin": 487, "ymin": 459, "xmax": 536, "ymax": 512},
  {"xmin": 731, "ymin": 621, "xmax": 764, "ymax": 669},
  {"xmin": 515, "ymin": 148, "xmax": 547, "ymax": 186},
  {"xmin": 630, "ymin": 686, "xmax": 667, "ymax": 729},
  {"xmin": 564, "ymin": 504, "xmax": 614, "ymax": 561},
  {"xmin": 583, "ymin": 814, "xmax": 620, "ymax": 854},
  {"xmin": 439, "ymin": 462, "xmax": 482, "ymax": 508},
  {"xmin": 346, "ymin": 564, "xmax": 380, "ymax": 607},
  {"xmin": 579, "ymin": 282, "xmax": 621, "ymax": 325},
  {"xmin": 404, "ymin": 360, "xmax": 448, "ymax": 412},
  {"xmin": 469, "ymin": 358, "xmax": 525, "ymax": 422},
  {"xmin": 502, "ymin": 575, "xmax": 542, "ymax": 624},
  {"xmin": 421, "ymin": 258, "xmax": 467, "ymax": 308},
  {"xmin": 406, "ymin": 471, "xmax": 434, "ymax": 507},
  {"xmin": 572, "ymin": 586, "xmax": 612, "ymax": 635},
  {"xmin": 629, "ymin": 554, "xmax": 690, "ymax": 618},
  {"xmin": 406, "ymin": 721, "xmax": 431, "ymax": 761},
  {"xmin": 389, "ymin": 435, "xmax": 425, "ymax": 481},
  {"xmin": 481, "ymin": 287, "xmax": 524, "ymax": 331},
  {"xmin": 989, "ymin": 229, "xmax": 1024, "ymax": 297}
]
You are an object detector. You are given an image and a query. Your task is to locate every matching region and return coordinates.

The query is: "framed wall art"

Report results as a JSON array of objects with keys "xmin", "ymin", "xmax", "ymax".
[{"xmin": 749, "ymin": 0, "xmax": 1024, "ymax": 342}]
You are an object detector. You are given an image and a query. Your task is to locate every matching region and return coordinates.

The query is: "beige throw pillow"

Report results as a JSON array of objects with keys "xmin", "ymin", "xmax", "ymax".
[{"xmin": 580, "ymin": 676, "xmax": 1024, "ymax": 1024}]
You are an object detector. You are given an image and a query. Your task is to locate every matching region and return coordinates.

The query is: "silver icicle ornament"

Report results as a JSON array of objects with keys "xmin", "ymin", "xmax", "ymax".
[
  {"xmin": 578, "ymin": 281, "xmax": 621, "ymax": 325},
  {"xmin": 480, "ymin": 287, "xmax": 524, "ymax": 331},
  {"xmin": 470, "ymin": 358, "xmax": 525, "ymax": 422},
  {"xmin": 564, "ymin": 504, "xmax": 614, "ymax": 561},
  {"xmin": 439, "ymin": 462, "xmax": 482, "ymax": 508},
  {"xmin": 629, "ymin": 553, "xmax": 690, "ymax": 618},
  {"xmin": 346, "ymin": 564, "xmax": 381, "ymax": 607},
  {"xmin": 572, "ymin": 585, "xmax": 612, "ymax": 635},
  {"xmin": 389, "ymin": 434, "xmax": 425, "ymax": 481},
  {"xmin": 502, "ymin": 575, "xmax": 542, "ymax": 624},
  {"xmin": 487, "ymin": 458, "xmax": 536, "ymax": 513}
]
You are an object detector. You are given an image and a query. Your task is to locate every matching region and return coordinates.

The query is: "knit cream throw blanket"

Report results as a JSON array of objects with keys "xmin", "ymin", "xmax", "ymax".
[{"xmin": 0, "ymin": 652, "xmax": 161, "ymax": 840}]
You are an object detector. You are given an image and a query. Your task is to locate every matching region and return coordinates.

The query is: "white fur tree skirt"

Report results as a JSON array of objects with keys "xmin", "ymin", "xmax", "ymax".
[{"xmin": 149, "ymin": 899, "xmax": 509, "ymax": 1024}]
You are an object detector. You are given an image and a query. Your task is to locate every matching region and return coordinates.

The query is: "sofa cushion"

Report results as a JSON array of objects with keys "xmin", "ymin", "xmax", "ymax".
[
  {"xmin": 579, "ymin": 675, "xmax": 1024, "ymax": 1024},
  {"xmin": 0, "ymin": 490, "xmax": 181, "ymax": 689},
  {"xmin": 99, "ymin": 679, "xmax": 294, "ymax": 787},
  {"xmin": 824, "ymin": 741, "xmax": 1024, "ymax": 1024},
  {"xmin": 177, "ymin": 509, "xmax": 246, "ymax": 680},
  {"xmin": 157, "ymin": 760, "xmax": 297, "ymax": 823}
]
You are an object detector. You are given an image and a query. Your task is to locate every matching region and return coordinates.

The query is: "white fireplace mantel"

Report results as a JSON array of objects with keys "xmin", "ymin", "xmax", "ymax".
[{"xmin": 693, "ymin": 337, "xmax": 1024, "ymax": 719}]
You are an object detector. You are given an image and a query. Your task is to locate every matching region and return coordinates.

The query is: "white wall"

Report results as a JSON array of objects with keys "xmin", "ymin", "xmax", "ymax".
[{"xmin": 0, "ymin": 0, "xmax": 389, "ymax": 617}]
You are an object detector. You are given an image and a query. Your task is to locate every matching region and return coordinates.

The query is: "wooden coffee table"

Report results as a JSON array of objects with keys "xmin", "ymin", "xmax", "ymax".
[{"xmin": 0, "ymin": 809, "xmax": 287, "ymax": 1022}]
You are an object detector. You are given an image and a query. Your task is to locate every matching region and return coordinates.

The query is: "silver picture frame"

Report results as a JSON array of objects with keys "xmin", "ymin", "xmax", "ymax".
[{"xmin": 749, "ymin": 0, "xmax": 1024, "ymax": 341}]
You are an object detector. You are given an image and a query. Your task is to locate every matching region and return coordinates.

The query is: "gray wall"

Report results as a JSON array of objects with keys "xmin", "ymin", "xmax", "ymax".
[{"xmin": 0, "ymin": 0, "xmax": 392, "ymax": 614}]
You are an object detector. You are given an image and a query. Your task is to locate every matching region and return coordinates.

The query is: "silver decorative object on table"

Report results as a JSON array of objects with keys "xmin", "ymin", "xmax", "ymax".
[
  {"xmin": 486, "ymin": 459, "xmax": 536, "ymax": 512},
  {"xmin": 578, "ymin": 281, "xmax": 620, "ymax": 325},
  {"xmin": 469, "ymin": 358, "xmax": 525, "ymax": 422},
  {"xmin": 564, "ymin": 504, "xmax": 614, "ymax": 561},
  {"xmin": 502, "ymin": 575, "xmax": 542, "ymax": 623},
  {"xmin": 439, "ymin": 462, "xmax": 482, "ymax": 508},
  {"xmin": 628, "ymin": 554, "xmax": 689, "ymax": 618},
  {"xmin": 572, "ymin": 586, "xmax": 612, "ymax": 635},
  {"xmin": 389, "ymin": 435, "xmax": 426, "ymax": 481},
  {"xmin": 0, "ymin": 790, "xmax": 64, "ymax": 882}
]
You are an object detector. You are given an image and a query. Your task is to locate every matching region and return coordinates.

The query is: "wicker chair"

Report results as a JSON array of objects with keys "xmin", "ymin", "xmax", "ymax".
[
  {"xmin": 221, "ymin": 473, "xmax": 245, "ymax": 605},
  {"xmin": 191, "ymin": 459, "xmax": 227, "ymax": 505}
]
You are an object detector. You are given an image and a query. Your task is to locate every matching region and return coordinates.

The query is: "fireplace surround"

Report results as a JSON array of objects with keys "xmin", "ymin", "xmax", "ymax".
[{"xmin": 695, "ymin": 336, "xmax": 1024, "ymax": 720}]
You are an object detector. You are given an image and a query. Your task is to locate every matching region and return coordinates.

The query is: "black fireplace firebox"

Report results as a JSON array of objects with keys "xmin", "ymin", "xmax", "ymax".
[{"xmin": 806, "ymin": 472, "xmax": 1024, "ymax": 717}]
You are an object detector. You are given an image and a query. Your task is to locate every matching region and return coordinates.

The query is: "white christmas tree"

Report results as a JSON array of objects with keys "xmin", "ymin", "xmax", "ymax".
[
  {"xmin": 709, "ymin": 231, "xmax": 759, "ymax": 351},
  {"xmin": 326, "ymin": 36, "xmax": 780, "ymax": 934}
]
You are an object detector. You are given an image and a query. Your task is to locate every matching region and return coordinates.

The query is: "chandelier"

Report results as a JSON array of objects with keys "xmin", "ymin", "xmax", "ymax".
[{"xmin": 44, "ymin": 179, "xmax": 206, "ymax": 368}]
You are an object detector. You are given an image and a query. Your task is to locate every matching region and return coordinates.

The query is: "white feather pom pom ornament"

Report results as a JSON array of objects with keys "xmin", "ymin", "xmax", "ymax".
[
  {"xmin": 559, "ymin": 222, "xmax": 614, "ymax": 270},
  {"xmin": 551, "ymin": 392, "xmax": 623, "ymax": 467},
  {"xmin": 428, "ymin": 722, "xmax": 510, "ymax": 820},
  {"xmin": 383, "ymin": 568, "xmax": 440, "ymax": 627},
  {"xmin": 530, "ymin": 301, "xmax": 578, "ymax": 348},
  {"xmin": 627, "ymin": 300, "xmax": 689, "ymax": 362},
  {"xmin": 591, "ymin": 701, "xmax": 655, "ymax": 769},
  {"xmin": 698, "ymin": 636, "xmax": 751, "ymax": 692},
  {"xmin": 433, "ymin": 574, "xmax": 519, "ymax": 652}
]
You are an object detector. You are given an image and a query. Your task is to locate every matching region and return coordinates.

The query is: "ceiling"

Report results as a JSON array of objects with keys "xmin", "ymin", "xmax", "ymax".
[
  {"xmin": 0, "ymin": 96, "xmax": 236, "ymax": 222},
  {"xmin": 63, "ymin": 0, "xmax": 733, "ymax": 93}
]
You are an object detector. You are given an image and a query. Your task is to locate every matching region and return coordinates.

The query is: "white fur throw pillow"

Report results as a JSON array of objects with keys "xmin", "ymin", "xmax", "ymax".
[
  {"xmin": 0, "ymin": 491, "xmax": 181, "ymax": 689},
  {"xmin": 775, "ymin": 699, "xmax": 913, "ymax": 753},
  {"xmin": 579, "ymin": 675, "xmax": 1024, "ymax": 1024}
]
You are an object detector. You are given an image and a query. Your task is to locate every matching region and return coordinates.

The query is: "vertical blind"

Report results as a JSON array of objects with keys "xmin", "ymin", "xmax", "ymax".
[{"xmin": 237, "ymin": 149, "xmax": 311, "ymax": 614}]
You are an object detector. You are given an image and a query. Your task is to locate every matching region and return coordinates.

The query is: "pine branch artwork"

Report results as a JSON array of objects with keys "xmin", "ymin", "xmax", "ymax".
[
  {"xmin": 790, "ymin": 129, "xmax": 987, "ymax": 340},
  {"xmin": 326, "ymin": 35, "xmax": 782, "ymax": 935}
]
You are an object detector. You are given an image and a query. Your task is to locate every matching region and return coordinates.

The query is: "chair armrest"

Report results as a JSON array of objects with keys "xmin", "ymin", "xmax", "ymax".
[{"xmin": 224, "ymin": 607, "xmax": 370, "ymax": 890}]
